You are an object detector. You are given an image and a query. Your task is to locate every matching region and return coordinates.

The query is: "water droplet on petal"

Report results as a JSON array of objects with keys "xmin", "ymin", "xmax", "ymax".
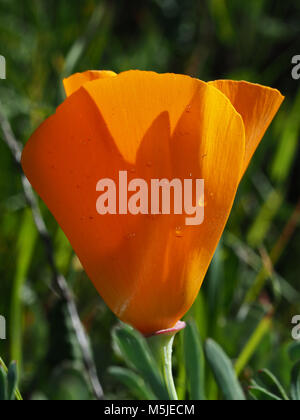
[
  {"xmin": 126, "ymin": 232, "xmax": 136, "ymax": 240},
  {"xmin": 175, "ymin": 227, "xmax": 184, "ymax": 238}
]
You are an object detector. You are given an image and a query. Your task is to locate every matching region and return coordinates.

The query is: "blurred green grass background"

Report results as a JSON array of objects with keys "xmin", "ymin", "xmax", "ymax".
[{"xmin": 0, "ymin": 0, "xmax": 299, "ymax": 400}]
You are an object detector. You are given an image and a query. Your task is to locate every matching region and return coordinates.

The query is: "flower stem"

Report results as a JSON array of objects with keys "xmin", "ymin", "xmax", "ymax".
[{"xmin": 146, "ymin": 321, "xmax": 186, "ymax": 400}]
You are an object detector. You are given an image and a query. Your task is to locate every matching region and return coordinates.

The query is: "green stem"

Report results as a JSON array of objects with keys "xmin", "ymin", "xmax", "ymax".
[
  {"xmin": 235, "ymin": 313, "xmax": 272, "ymax": 377},
  {"xmin": 147, "ymin": 321, "xmax": 185, "ymax": 400}
]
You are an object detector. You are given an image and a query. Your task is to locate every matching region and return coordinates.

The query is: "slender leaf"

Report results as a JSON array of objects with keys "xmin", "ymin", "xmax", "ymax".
[
  {"xmin": 0, "ymin": 358, "xmax": 22, "ymax": 401},
  {"xmin": 113, "ymin": 324, "xmax": 168, "ymax": 399},
  {"xmin": 258, "ymin": 369, "xmax": 289, "ymax": 400},
  {"xmin": 62, "ymin": 4, "xmax": 107, "ymax": 76},
  {"xmin": 247, "ymin": 189, "xmax": 283, "ymax": 248},
  {"xmin": 0, "ymin": 366, "xmax": 7, "ymax": 401},
  {"xmin": 10, "ymin": 209, "xmax": 37, "ymax": 367},
  {"xmin": 291, "ymin": 361, "xmax": 300, "ymax": 401},
  {"xmin": 208, "ymin": 243, "xmax": 224, "ymax": 319},
  {"xmin": 271, "ymin": 88, "xmax": 300, "ymax": 183},
  {"xmin": 235, "ymin": 314, "xmax": 272, "ymax": 376},
  {"xmin": 54, "ymin": 228, "xmax": 73, "ymax": 276},
  {"xmin": 249, "ymin": 385, "xmax": 282, "ymax": 401},
  {"xmin": 175, "ymin": 333, "xmax": 186, "ymax": 400},
  {"xmin": 183, "ymin": 321, "xmax": 206, "ymax": 400},
  {"xmin": 288, "ymin": 341, "xmax": 300, "ymax": 362},
  {"xmin": 109, "ymin": 366, "xmax": 156, "ymax": 400},
  {"xmin": 7, "ymin": 362, "xmax": 18, "ymax": 401},
  {"xmin": 205, "ymin": 339, "xmax": 245, "ymax": 400}
]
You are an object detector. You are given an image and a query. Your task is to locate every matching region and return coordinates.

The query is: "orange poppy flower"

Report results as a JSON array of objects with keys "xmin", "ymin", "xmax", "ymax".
[{"xmin": 21, "ymin": 70, "xmax": 284, "ymax": 334}]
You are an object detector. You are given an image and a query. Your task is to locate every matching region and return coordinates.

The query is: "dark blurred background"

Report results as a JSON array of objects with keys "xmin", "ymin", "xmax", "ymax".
[{"xmin": 0, "ymin": 0, "xmax": 299, "ymax": 400}]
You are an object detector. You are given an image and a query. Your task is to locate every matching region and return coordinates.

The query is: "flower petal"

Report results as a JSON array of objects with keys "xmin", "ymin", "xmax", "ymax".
[
  {"xmin": 21, "ymin": 73, "xmax": 246, "ymax": 334},
  {"xmin": 63, "ymin": 70, "xmax": 117, "ymax": 97},
  {"xmin": 118, "ymin": 83, "xmax": 245, "ymax": 333},
  {"xmin": 21, "ymin": 93, "xmax": 173, "ymax": 332},
  {"xmin": 21, "ymin": 87, "xmax": 133, "ymax": 256},
  {"xmin": 82, "ymin": 70, "xmax": 203, "ymax": 164},
  {"xmin": 208, "ymin": 80, "xmax": 284, "ymax": 174}
]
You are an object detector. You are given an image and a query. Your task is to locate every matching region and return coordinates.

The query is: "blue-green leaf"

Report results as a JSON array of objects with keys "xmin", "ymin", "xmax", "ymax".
[
  {"xmin": 113, "ymin": 324, "xmax": 168, "ymax": 399},
  {"xmin": 291, "ymin": 361, "xmax": 300, "ymax": 400},
  {"xmin": 7, "ymin": 362, "xmax": 18, "ymax": 401},
  {"xmin": 249, "ymin": 385, "xmax": 282, "ymax": 401},
  {"xmin": 0, "ymin": 366, "xmax": 7, "ymax": 401},
  {"xmin": 109, "ymin": 366, "xmax": 157, "ymax": 400},
  {"xmin": 205, "ymin": 339, "xmax": 245, "ymax": 400},
  {"xmin": 257, "ymin": 369, "xmax": 289, "ymax": 400},
  {"xmin": 183, "ymin": 321, "xmax": 206, "ymax": 400}
]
